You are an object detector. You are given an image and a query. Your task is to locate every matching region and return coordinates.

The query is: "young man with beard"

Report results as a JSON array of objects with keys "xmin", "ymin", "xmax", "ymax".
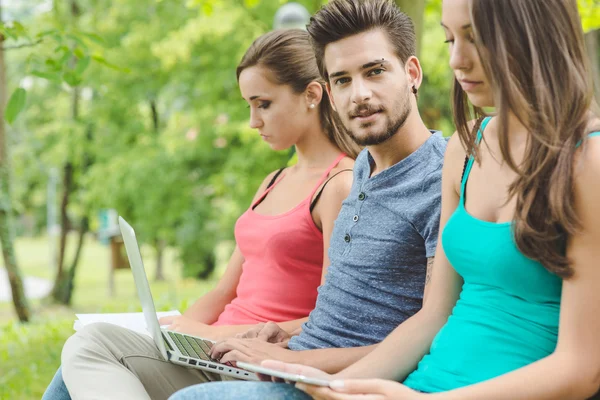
[{"xmin": 168, "ymin": 0, "xmax": 447, "ymax": 398}]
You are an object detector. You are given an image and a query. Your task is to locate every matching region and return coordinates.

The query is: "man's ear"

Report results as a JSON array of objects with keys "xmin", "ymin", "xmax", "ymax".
[
  {"xmin": 305, "ymin": 81, "xmax": 324, "ymax": 108},
  {"xmin": 405, "ymin": 55, "xmax": 423, "ymax": 92},
  {"xmin": 325, "ymin": 82, "xmax": 337, "ymax": 112}
]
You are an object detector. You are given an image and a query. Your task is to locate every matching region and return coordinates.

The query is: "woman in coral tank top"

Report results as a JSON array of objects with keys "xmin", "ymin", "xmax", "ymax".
[
  {"xmin": 42, "ymin": 29, "xmax": 360, "ymax": 400},
  {"xmin": 157, "ymin": 29, "xmax": 359, "ymax": 339}
]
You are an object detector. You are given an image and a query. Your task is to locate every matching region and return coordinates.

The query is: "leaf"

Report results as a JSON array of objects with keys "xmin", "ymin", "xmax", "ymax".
[
  {"xmin": 36, "ymin": 29, "xmax": 59, "ymax": 39},
  {"xmin": 58, "ymin": 50, "xmax": 72, "ymax": 67},
  {"xmin": 73, "ymin": 47, "xmax": 86, "ymax": 59},
  {"xmin": 202, "ymin": 2, "xmax": 214, "ymax": 15},
  {"xmin": 5, "ymin": 88, "xmax": 27, "ymax": 125},
  {"xmin": 74, "ymin": 56, "xmax": 91, "ymax": 76},
  {"xmin": 44, "ymin": 58, "xmax": 62, "ymax": 72},
  {"xmin": 91, "ymin": 54, "xmax": 130, "ymax": 72},
  {"xmin": 66, "ymin": 33, "xmax": 88, "ymax": 50},
  {"xmin": 10, "ymin": 22, "xmax": 27, "ymax": 37},
  {"xmin": 80, "ymin": 32, "xmax": 106, "ymax": 47},
  {"xmin": 1, "ymin": 26, "xmax": 17, "ymax": 40},
  {"xmin": 63, "ymin": 71, "xmax": 82, "ymax": 87},
  {"xmin": 30, "ymin": 70, "xmax": 62, "ymax": 82}
]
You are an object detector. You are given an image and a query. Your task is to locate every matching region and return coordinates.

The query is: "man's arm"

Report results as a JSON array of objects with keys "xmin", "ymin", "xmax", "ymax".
[{"xmin": 423, "ymin": 256, "xmax": 435, "ymax": 303}]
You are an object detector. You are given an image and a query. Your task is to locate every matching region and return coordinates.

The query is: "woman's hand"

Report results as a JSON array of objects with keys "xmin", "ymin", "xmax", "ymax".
[{"xmin": 297, "ymin": 379, "xmax": 426, "ymax": 400}]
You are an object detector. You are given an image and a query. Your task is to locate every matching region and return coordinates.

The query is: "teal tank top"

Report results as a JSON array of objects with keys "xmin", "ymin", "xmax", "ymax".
[{"xmin": 403, "ymin": 118, "xmax": 600, "ymax": 392}]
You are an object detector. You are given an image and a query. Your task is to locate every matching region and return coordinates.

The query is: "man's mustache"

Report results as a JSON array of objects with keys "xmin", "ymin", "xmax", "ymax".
[{"xmin": 349, "ymin": 104, "xmax": 385, "ymax": 119}]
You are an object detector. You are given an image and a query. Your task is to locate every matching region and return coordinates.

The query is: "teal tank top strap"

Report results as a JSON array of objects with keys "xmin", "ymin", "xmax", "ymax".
[
  {"xmin": 576, "ymin": 131, "xmax": 600, "ymax": 148},
  {"xmin": 460, "ymin": 117, "xmax": 493, "ymax": 198}
]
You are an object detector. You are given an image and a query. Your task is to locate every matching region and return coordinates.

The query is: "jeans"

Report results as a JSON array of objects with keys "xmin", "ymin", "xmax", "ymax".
[
  {"xmin": 41, "ymin": 367, "xmax": 72, "ymax": 400},
  {"xmin": 169, "ymin": 381, "xmax": 312, "ymax": 400}
]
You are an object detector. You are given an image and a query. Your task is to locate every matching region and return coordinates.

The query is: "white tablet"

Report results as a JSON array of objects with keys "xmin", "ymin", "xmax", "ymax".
[{"xmin": 237, "ymin": 361, "xmax": 330, "ymax": 387}]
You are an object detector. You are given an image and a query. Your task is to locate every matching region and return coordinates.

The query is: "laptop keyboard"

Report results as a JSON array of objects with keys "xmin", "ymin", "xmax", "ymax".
[{"xmin": 166, "ymin": 331, "xmax": 234, "ymax": 366}]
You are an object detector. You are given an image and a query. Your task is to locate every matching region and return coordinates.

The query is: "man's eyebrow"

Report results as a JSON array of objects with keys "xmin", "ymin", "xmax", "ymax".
[
  {"xmin": 361, "ymin": 59, "xmax": 389, "ymax": 70},
  {"xmin": 328, "ymin": 59, "xmax": 390, "ymax": 80},
  {"xmin": 329, "ymin": 58, "xmax": 389, "ymax": 79},
  {"xmin": 328, "ymin": 70, "xmax": 348, "ymax": 79}
]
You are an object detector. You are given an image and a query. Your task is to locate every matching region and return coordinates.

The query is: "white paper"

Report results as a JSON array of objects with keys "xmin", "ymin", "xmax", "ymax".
[{"xmin": 73, "ymin": 310, "xmax": 181, "ymax": 337}]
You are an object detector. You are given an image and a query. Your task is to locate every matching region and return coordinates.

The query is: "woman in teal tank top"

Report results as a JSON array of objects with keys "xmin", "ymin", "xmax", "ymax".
[{"xmin": 274, "ymin": 0, "xmax": 600, "ymax": 399}]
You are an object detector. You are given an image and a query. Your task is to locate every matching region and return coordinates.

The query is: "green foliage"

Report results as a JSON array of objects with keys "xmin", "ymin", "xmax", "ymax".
[
  {"xmin": 0, "ymin": 319, "xmax": 72, "ymax": 399},
  {"xmin": 418, "ymin": 0, "xmax": 454, "ymax": 135},
  {"xmin": 5, "ymin": 87, "xmax": 26, "ymax": 125},
  {"xmin": 0, "ymin": 235, "xmax": 219, "ymax": 399},
  {"xmin": 5, "ymin": 0, "xmax": 596, "ymax": 282},
  {"xmin": 7, "ymin": 0, "xmax": 296, "ymax": 279},
  {"xmin": 578, "ymin": 0, "xmax": 600, "ymax": 32},
  {"xmin": 0, "ymin": 17, "xmax": 115, "ymax": 124}
]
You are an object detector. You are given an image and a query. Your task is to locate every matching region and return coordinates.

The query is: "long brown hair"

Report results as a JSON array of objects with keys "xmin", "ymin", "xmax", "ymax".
[
  {"xmin": 454, "ymin": 0, "xmax": 599, "ymax": 278},
  {"xmin": 236, "ymin": 29, "xmax": 360, "ymax": 159}
]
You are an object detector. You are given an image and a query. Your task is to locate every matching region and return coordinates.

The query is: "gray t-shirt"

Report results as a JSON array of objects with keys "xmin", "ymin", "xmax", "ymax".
[{"xmin": 289, "ymin": 131, "xmax": 446, "ymax": 351}]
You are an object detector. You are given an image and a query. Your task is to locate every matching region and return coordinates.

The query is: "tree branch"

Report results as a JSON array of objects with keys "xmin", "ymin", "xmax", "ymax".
[{"xmin": 3, "ymin": 38, "xmax": 43, "ymax": 50}]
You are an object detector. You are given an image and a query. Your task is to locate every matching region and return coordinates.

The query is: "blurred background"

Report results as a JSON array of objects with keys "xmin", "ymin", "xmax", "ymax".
[{"xmin": 0, "ymin": 0, "xmax": 597, "ymax": 398}]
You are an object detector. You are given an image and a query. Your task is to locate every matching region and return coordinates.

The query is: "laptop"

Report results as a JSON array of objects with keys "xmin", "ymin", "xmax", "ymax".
[{"xmin": 118, "ymin": 216, "xmax": 258, "ymax": 381}]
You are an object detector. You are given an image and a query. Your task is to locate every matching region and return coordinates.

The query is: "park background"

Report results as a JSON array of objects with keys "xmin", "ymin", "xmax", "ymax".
[{"xmin": 0, "ymin": 0, "xmax": 598, "ymax": 398}]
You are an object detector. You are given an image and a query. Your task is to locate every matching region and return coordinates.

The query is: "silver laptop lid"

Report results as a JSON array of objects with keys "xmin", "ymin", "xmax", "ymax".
[{"xmin": 118, "ymin": 216, "xmax": 169, "ymax": 360}]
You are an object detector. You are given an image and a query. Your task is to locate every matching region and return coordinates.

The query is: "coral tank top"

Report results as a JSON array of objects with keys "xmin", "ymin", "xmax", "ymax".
[{"xmin": 214, "ymin": 154, "xmax": 346, "ymax": 325}]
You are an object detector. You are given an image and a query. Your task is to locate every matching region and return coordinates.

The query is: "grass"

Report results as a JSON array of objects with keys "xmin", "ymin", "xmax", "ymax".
[{"xmin": 0, "ymin": 234, "xmax": 224, "ymax": 400}]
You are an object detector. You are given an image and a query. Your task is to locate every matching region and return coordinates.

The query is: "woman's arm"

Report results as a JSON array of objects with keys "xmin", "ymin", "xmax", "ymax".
[
  {"xmin": 426, "ymin": 137, "xmax": 600, "ymax": 400},
  {"xmin": 332, "ymin": 134, "xmax": 466, "ymax": 382}
]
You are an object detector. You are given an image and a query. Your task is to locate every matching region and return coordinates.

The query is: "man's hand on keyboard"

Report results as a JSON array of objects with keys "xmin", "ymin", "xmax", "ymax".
[
  {"xmin": 209, "ymin": 338, "xmax": 295, "ymax": 366},
  {"xmin": 235, "ymin": 322, "xmax": 291, "ymax": 346}
]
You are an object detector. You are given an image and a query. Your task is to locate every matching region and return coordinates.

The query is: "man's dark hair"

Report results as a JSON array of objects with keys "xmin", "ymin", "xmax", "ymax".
[{"xmin": 307, "ymin": 0, "xmax": 416, "ymax": 80}]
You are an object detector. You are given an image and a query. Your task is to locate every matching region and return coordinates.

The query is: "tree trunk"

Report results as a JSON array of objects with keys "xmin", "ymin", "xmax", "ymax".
[
  {"xmin": 52, "ymin": 0, "xmax": 82, "ymax": 303},
  {"xmin": 154, "ymin": 239, "xmax": 165, "ymax": 282},
  {"xmin": 395, "ymin": 0, "xmax": 425, "ymax": 56},
  {"xmin": 0, "ymin": 2, "xmax": 31, "ymax": 322},
  {"xmin": 585, "ymin": 29, "xmax": 599, "ymax": 103},
  {"xmin": 54, "ymin": 216, "xmax": 88, "ymax": 305},
  {"xmin": 149, "ymin": 99, "xmax": 166, "ymax": 282},
  {"xmin": 51, "ymin": 161, "xmax": 73, "ymax": 301},
  {"xmin": 57, "ymin": 124, "xmax": 93, "ymax": 304}
]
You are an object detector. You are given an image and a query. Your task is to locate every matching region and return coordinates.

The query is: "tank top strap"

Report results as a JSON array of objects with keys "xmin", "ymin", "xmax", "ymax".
[
  {"xmin": 460, "ymin": 117, "xmax": 492, "ymax": 199},
  {"xmin": 251, "ymin": 169, "xmax": 288, "ymax": 209},
  {"xmin": 308, "ymin": 153, "xmax": 347, "ymax": 200},
  {"xmin": 576, "ymin": 131, "xmax": 600, "ymax": 148}
]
